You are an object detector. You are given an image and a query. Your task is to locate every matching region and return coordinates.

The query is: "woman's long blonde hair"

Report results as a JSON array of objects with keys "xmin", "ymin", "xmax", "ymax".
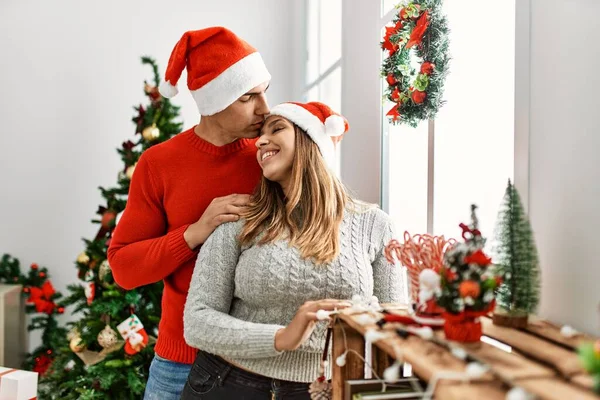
[{"xmin": 239, "ymin": 125, "xmax": 352, "ymax": 264}]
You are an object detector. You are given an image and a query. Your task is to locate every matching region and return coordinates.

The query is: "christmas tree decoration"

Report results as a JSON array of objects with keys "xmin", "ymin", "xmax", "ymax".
[
  {"xmin": 100, "ymin": 209, "xmax": 117, "ymax": 230},
  {"xmin": 437, "ymin": 205, "xmax": 502, "ymax": 342},
  {"xmin": 37, "ymin": 56, "xmax": 178, "ymax": 398},
  {"xmin": 98, "ymin": 259, "xmax": 113, "ymax": 288},
  {"xmin": 491, "ymin": 179, "xmax": 541, "ymax": 328},
  {"xmin": 84, "ymin": 281, "xmax": 95, "ymax": 305},
  {"xmin": 381, "ymin": 0, "xmax": 450, "ymax": 127},
  {"xmin": 69, "ymin": 336, "xmax": 86, "ymax": 353},
  {"xmin": 97, "ymin": 325, "xmax": 119, "ymax": 349},
  {"xmin": 117, "ymin": 314, "xmax": 149, "ymax": 355},
  {"xmin": 142, "ymin": 123, "xmax": 160, "ymax": 141},
  {"xmin": 76, "ymin": 252, "xmax": 89, "ymax": 265},
  {"xmin": 125, "ymin": 163, "xmax": 137, "ymax": 180}
]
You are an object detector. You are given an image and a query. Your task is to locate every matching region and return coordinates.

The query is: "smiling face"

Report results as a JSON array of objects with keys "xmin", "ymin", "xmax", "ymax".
[{"xmin": 255, "ymin": 115, "xmax": 296, "ymax": 189}]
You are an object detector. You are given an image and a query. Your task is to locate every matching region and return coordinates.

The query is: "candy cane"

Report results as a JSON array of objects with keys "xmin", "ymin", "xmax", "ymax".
[{"xmin": 385, "ymin": 231, "xmax": 456, "ymax": 303}]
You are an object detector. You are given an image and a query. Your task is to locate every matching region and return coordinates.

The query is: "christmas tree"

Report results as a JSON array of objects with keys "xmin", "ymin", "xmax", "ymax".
[
  {"xmin": 39, "ymin": 56, "xmax": 183, "ymax": 399},
  {"xmin": 491, "ymin": 179, "xmax": 541, "ymax": 326},
  {"xmin": 0, "ymin": 254, "xmax": 66, "ymax": 376}
]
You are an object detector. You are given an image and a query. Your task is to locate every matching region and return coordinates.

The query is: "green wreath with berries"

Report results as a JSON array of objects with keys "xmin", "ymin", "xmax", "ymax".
[{"xmin": 381, "ymin": 0, "xmax": 450, "ymax": 128}]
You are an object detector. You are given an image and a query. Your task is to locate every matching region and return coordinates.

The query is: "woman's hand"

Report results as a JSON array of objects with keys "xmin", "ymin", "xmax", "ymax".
[{"xmin": 274, "ymin": 299, "xmax": 351, "ymax": 352}]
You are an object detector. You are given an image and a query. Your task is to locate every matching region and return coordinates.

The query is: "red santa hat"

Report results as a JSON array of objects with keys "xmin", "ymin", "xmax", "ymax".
[
  {"xmin": 268, "ymin": 102, "xmax": 349, "ymax": 169},
  {"xmin": 159, "ymin": 27, "xmax": 271, "ymax": 116}
]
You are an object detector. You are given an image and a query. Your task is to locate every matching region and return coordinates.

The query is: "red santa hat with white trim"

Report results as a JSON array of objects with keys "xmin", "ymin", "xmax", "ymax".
[
  {"xmin": 159, "ymin": 27, "xmax": 271, "ymax": 116},
  {"xmin": 268, "ymin": 102, "xmax": 349, "ymax": 169}
]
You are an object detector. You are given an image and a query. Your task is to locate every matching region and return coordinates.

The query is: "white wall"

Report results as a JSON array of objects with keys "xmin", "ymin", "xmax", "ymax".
[
  {"xmin": 0, "ymin": 0, "xmax": 297, "ymax": 349},
  {"xmin": 528, "ymin": 0, "xmax": 600, "ymax": 334}
]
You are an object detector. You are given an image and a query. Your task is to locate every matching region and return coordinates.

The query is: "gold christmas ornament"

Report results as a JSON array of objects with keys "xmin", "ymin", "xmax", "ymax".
[
  {"xmin": 142, "ymin": 124, "xmax": 160, "ymax": 141},
  {"xmin": 67, "ymin": 327, "xmax": 80, "ymax": 341},
  {"xmin": 70, "ymin": 336, "xmax": 86, "ymax": 353},
  {"xmin": 97, "ymin": 325, "xmax": 119, "ymax": 349},
  {"xmin": 126, "ymin": 163, "xmax": 137, "ymax": 180},
  {"xmin": 76, "ymin": 252, "xmax": 90, "ymax": 265}
]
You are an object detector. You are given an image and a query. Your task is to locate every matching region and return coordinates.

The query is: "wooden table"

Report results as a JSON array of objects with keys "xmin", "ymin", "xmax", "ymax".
[{"xmin": 332, "ymin": 308, "xmax": 599, "ymax": 400}]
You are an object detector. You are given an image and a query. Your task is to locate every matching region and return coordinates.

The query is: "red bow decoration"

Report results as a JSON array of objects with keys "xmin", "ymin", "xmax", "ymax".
[
  {"xmin": 387, "ymin": 105, "xmax": 401, "ymax": 122},
  {"xmin": 406, "ymin": 11, "xmax": 430, "ymax": 49},
  {"xmin": 382, "ymin": 20, "xmax": 403, "ymax": 55},
  {"xmin": 459, "ymin": 222, "xmax": 481, "ymax": 240},
  {"xmin": 133, "ymin": 104, "xmax": 146, "ymax": 134},
  {"xmin": 27, "ymin": 281, "xmax": 57, "ymax": 314}
]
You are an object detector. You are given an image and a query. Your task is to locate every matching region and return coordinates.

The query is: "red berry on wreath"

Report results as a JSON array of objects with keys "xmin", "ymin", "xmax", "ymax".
[
  {"xmin": 421, "ymin": 62, "xmax": 435, "ymax": 75},
  {"xmin": 411, "ymin": 90, "xmax": 427, "ymax": 104},
  {"xmin": 31, "ymin": 263, "xmax": 39, "ymax": 270},
  {"xmin": 39, "ymin": 272, "xmax": 46, "ymax": 278},
  {"xmin": 387, "ymin": 74, "xmax": 397, "ymax": 86}
]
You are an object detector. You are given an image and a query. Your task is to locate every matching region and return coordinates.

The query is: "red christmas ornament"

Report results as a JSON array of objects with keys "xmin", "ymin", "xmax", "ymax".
[
  {"xmin": 101, "ymin": 211, "xmax": 117, "ymax": 230},
  {"xmin": 31, "ymin": 263, "xmax": 39, "ymax": 270},
  {"xmin": 391, "ymin": 87, "xmax": 401, "ymax": 102},
  {"xmin": 411, "ymin": 90, "xmax": 427, "ymax": 104},
  {"xmin": 420, "ymin": 61, "xmax": 435, "ymax": 75},
  {"xmin": 57, "ymin": 306, "xmax": 65, "ymax": 314},
  {"xmin": 33, "ymin": 354, "xmax": 52, "ymax": 376}
]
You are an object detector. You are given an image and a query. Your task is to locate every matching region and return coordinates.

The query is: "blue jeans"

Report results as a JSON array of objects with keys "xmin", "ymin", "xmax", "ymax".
[{"xmin": 144, "ymin": 354, "xmax": 192, "ymax": 400}]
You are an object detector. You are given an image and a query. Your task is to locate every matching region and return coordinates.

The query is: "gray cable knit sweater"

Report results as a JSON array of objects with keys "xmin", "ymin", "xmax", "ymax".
[{"xmin": 183, "ymin": 206, "xmax": 405, "ymax": 383}]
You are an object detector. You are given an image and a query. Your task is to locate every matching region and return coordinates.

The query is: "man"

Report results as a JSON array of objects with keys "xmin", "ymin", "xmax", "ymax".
[{"xmin": 107, "ymin": 27, "xmax": 270, "ymax": 399}]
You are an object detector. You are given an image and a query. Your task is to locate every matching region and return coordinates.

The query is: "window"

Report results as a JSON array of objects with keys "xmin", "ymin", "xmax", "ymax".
[
  {"xmin": 304, "ymin": 0, "xmax": 343, "ymax": 175},
  {"xmin": 382, "ymin": 0, "xmax": 516, "ymax": 241}
]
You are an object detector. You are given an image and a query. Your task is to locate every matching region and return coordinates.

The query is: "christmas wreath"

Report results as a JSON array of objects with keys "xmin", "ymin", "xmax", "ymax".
[{"xmin": 381, "ymin": 0, "xmax": 450, "ymax": 128}]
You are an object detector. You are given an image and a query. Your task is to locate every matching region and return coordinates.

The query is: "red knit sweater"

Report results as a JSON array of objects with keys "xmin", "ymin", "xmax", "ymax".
[{"xmin": 108, "ymin": 128, "xmax": 261, "ymax": 364}]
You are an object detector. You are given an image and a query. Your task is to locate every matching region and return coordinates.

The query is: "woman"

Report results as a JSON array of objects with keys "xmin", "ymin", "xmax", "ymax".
[{"xmin": 181, "ymin": 101, "xmax": 403, "ymax": 399}]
